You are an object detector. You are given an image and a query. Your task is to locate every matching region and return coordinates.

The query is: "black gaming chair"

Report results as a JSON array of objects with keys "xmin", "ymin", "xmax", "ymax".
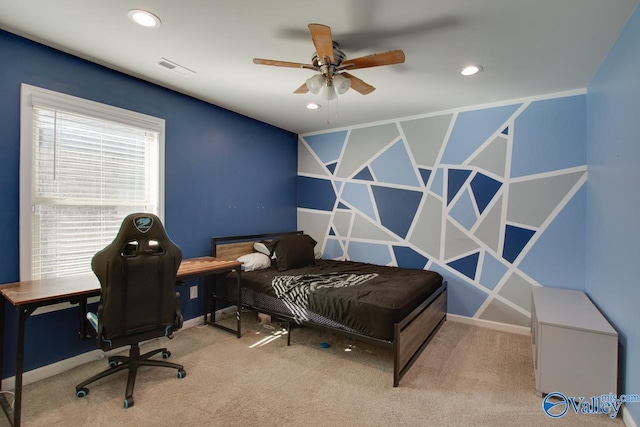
[{"xmin": 75, "ymin": 213, "xmax": 186, "ymax": 408}]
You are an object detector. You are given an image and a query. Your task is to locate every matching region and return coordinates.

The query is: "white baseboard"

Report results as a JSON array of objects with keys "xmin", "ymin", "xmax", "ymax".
[
  {"xmin": 623, "ymin": 406, "xmax": 638, "ymax": 427},
  {"xmin": 447, "ymin": 313, "xmax": 531, "ymax": 335},
  {"xmin": 2, "ymin": 348, "xmax": 104, "ymax": 392},
  {"xmin": 1, "ymin": 310, "xmax": 226, "ymax": 392}
]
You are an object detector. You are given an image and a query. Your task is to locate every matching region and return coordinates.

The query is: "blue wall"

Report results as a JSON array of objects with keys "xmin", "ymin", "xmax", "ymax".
[
  {"xmin": 0, "ymin": 30, "xmax": 298, "ymax": 377},
  {"xmin": 298, "ymin": 94, "xmax": 587, "ymax": 329},
  {"xmin": 586, "ymin": 4, "xmax": 640, "ymax": 423}
]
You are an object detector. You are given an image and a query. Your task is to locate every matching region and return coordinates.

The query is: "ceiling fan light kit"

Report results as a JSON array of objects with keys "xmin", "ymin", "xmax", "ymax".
[
  {"xmin": 253, "ymin": 23, "xmax": 405, "ymax": 100},
  {"xmin": 306, "ymin": 73, "xmax": 351, "ymax": 100},
  {"xmin": 305, "ymin": 74, "xmax": 325, "ymax": 94},
  {"xmin": 324, "ymin": 84, "xmax": 338, "ymax": 100},
  {"xmin": 332, "ymin": 74, "xmax": 351, "ymax": 95}
]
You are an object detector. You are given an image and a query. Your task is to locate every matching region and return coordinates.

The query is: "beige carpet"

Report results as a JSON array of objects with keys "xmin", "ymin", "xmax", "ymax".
[{"xmin": 1, "ymin": 313, "xmax": 624, "ymax": 426}]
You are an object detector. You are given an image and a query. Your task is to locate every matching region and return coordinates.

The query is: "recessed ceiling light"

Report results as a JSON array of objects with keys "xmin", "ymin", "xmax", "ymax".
[
  {"xmin": 461, "ymin": 65, "xmax": 483, "ymax": 76},
  {"xmin": 306, "ymin": 103, "xmax": 321, "ymax": 110},
  {"xmin": 128, "ymin": 9, "xmax": 161, "ymax": 28}
]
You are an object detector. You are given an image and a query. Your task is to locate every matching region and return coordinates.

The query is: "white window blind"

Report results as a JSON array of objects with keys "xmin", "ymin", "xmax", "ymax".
[{"xmin": 20, "ymin": 84, "xmax": 165, "ymax": 281}]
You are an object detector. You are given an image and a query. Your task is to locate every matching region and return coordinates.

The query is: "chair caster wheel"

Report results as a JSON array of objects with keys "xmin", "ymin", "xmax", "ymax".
[
  {"xmin": 124, "ymin": 396, "xmax": 134, "ymax": 408},
  {"xmin": 76, "ymin": 387, "xmax": 89, "ymax": 398},
  {"xmin": 162, "ymin": 350, "xmax": 171, "ymax": 359},
  {"xmin": 177, "ymin": 369, "xmax": 186, "ymax": 379},
  {"xmin": 108, "ymin": 360, "xmax": 119, "ymax": 368}
]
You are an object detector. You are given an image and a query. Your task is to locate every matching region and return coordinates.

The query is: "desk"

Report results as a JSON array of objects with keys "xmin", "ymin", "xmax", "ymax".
[
  {"xmin": 176, "ymin": 257, "xmax": 243, "ymax": 337},
  {"xmin": 0, "ymin": 256, "xmax": 241, "ymax": 427}
]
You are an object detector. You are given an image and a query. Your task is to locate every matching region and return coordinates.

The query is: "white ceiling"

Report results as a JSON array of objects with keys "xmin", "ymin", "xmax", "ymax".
[{"xmin": 0, "ymin": 0, "xmax": 638, "ymax": 134}]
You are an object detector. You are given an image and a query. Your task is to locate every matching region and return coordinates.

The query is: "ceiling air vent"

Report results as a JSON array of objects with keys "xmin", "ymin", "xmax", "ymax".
[{"xmin": 157, "ymin": 58, "xmax": 195, "ymax": 76}]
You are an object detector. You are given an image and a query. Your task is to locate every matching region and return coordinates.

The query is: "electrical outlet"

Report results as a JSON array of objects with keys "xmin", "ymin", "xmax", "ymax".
[{"xmin": 190, "ymin": 285, "xmax": 198, "ymax": 299}]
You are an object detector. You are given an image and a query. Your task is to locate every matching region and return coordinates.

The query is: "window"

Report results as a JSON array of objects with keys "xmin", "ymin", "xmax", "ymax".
[{"xmin": 20, "ymin": 84, "xmax": 165, "ymax": 280}]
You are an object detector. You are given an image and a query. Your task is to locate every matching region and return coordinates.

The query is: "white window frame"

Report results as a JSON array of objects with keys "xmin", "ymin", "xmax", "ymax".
[{"xmin": 19, "ymin": 83, "xmax": 165, "ymax": 286}]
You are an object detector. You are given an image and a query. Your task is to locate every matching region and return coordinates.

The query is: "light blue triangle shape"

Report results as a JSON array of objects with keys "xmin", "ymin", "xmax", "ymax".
[
  {"xmin": 341, "ymin": 182, "xmax": 376, "ymax": 221},
  {"xmin": 441, "ymin": 104, "xmax": 521, "ymax": 165},
  {"xmin": 302, "ymin": 131, "xmax": 347, "ymax": 164},
  {"xmin": 370, "ymin": 140, "xmax": 420, "ymax": 187},
  {"xmin": 430, "ymin": 168, "xmax": 444, "ymax": 197},
  {"xmin": 518, "ymin": 185, "xmax": 586, "ymax": 290},
  {"xmin": 479, "ymin": 253, "xmax": 509, "ymax": 291},
  {"xmin": 449, "ymin": 188, "xmax": 478, "ymax": 230}
]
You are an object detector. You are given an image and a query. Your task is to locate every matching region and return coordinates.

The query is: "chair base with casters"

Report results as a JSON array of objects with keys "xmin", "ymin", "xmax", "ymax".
[
  {"xmin": 76, "ymin": 311, "xmax": 186, "ymax": 408},
  {"xmin": 75, "ymin": 342, "xmax": 186, "ymax": 408}
]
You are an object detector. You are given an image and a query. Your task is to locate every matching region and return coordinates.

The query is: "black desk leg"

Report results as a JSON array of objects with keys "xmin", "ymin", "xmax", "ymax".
[
  {"xmin": 203, "ymin": 277, "xmax": 212, "ymax": 326},
  {"xmin": 12, "ymin": 307, "xmax": 28, "ymax": 427},
  {"xmin": 235, "ymin": 269, "xmax": 242, "ymax": 338},
  {"xmin": 0, "ymin": 297, "xmax": 4, "ymax": 392},
  {"xmin": 0, "ymin": 297, "xmax": 11, "ymax": 426},
  {"xmin": 0, "ymin": 302, "xmax": 26, "ymax": 427},
  {"xmin": 205, "ymin": 271, "xmax": 242, "ymax": 338},
  {"xmin": 78, "ymin": 299, "xmax": 88, "ymax": 339}
]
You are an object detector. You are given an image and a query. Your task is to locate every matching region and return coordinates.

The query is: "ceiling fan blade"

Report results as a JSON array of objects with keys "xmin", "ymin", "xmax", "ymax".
[
  {"xmin": 340, "ymin": 50, "xmax": 405, "ymax": 70},
  {"xmin": 308, "ymin": 23, "xmax": 335, "ymax": 63},
  {"xmin": 294, "ymin": 82, "xmax": 309, "ymax": 94},
  {"xmin": 278, "ymin": 16, "xmax": 458, "ymax": 51},
  {"xmin": 342, "ymin": 72, "xmax": 375, "ymax": 95},
  {"xmin": 253, "ymin": 58, "xmax": 316, "ymax": 70}
]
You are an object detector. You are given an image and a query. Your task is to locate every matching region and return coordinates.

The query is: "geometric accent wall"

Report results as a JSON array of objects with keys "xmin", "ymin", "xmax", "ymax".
[{"xmin": 298, "ymin": 94, "xmax": 587, "ymax": 329}]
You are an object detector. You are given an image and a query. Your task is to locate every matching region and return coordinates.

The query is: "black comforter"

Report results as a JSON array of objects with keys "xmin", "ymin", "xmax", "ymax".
[{"xmin": 238, "ymin": 259, "xmax": 443, "ymax": 341}]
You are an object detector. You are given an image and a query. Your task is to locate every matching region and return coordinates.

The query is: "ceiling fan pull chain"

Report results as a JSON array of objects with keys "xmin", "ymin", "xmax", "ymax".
[{"xmin": 326, "ymin": 101, "xmax": 331, "ymax": 125}]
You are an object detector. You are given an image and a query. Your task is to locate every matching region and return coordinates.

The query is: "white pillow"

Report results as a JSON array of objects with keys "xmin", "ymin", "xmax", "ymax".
[
  {"xmin": 253, "ymin": 241, "xmax": 270, "ymax": 256},
  {"xmin": 237, "ymin": 253, "xmax": 271, "ymax": 272}
]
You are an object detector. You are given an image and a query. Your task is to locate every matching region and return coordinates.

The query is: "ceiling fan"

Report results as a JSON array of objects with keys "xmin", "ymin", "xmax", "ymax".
[{"xmin": 253, "ymin": 23, "xmax": 405, "ymax": 99}]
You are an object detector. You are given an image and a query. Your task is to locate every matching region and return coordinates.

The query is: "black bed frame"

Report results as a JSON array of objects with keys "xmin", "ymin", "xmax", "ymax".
[{"xmin": 211, "ymin": 231, "xmax": 447, "ymax": 387}]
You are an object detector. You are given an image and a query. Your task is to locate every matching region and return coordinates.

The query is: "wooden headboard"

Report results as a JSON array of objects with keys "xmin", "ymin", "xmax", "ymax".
[{"xmin": 211, "ymin": 231, "xmax": 303, "ymax": 261}]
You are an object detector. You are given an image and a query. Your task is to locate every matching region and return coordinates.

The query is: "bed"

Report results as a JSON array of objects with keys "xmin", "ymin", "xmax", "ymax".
[{"xmin": 211, "ymin": 231, "xmax": 447, "ymax": 386}]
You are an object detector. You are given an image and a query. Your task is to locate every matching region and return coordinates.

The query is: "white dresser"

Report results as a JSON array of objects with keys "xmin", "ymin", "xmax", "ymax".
[{"xmin": 531, "ymin": 287, "xmax": 618, "ymax": 398}]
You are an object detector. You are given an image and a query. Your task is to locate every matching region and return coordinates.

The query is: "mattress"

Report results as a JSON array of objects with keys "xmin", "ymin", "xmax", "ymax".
[{"xmin": 233, "ymin": 259, "xmax": 443, "ymax": 341}]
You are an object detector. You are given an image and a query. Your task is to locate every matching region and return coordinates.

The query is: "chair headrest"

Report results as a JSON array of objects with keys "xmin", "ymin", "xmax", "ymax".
[
  {"xmin": 92, "ymin": 212, "xmax": 181, "ymax": 277},
  {"xmin": 118, "ymin": 213, "xmax": 166, "ymax": 238},
  {"xmin": 110, "ymin": 213, "xmax": 176, "ymax": 256}
]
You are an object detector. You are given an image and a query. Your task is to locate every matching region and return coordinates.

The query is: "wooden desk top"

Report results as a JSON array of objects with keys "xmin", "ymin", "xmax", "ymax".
[
  {"xmin": 177, "ymin": 256, "xmax": 241, "ymax": 279},
  {"xmin": 0, "ymin": 274, "xmax": 100, "ymax": 307},
  {"xmin": 0, "ymin": 256, "xmax": 241, "ymax": 307}
]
